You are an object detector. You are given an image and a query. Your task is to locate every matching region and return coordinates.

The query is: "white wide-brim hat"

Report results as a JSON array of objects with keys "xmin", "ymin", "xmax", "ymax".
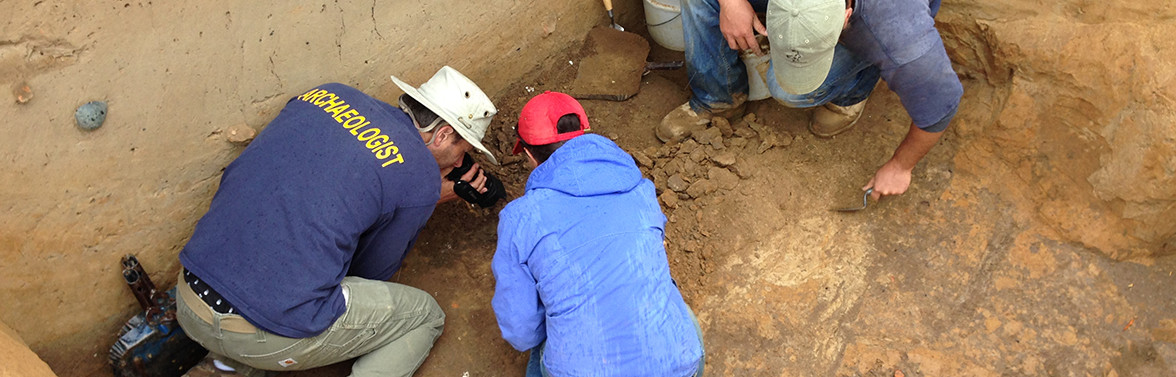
[{"xmin": 391, "ymin": 66, "xmax": 499, "ymax": 165}]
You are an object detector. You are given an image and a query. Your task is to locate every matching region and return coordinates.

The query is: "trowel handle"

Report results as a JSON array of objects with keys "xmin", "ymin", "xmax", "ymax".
[{"xmin": 603, "ymin": 0, "xmax": 613, "ymax": 11}]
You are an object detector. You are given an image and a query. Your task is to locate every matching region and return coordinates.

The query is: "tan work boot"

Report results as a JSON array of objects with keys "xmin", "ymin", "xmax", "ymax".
[
  {"xmin": 809, "ymin": 99, "xmax": 868, "ymax": 137},
  {"xmin": 656, "ymin": 94, "xmax": 747, "ymax": 143}
]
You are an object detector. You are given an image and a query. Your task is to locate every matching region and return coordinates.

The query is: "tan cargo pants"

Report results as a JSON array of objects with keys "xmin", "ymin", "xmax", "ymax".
[{"xmin": 176, "ymin": 275, "xmax": 445, "ymax": 377}]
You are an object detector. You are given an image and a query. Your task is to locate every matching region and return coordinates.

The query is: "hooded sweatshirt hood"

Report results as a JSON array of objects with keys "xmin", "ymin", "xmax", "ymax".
[
  {"xmin": 492, "ymin": 133, "xmax": 702, "ymax": 376},
  {"xmin": 523, "ymin": 134, "xmax": 643, "ymax": 197}
]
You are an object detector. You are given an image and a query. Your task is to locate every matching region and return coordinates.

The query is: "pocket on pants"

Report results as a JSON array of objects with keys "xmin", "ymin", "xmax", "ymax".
[
  {"xmin": 231, "ymin": 335, "xmax": 320, "ymax": 370},
  {"xmin": 324, "ymin": 326, "xmax": 377, "ymax": 350}
]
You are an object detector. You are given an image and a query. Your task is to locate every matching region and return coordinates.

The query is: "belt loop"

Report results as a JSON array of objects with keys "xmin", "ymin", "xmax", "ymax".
[
  {"xmin": 255, "ymin": 328, "xmax": 266, "ymax": 343},
  {"xmin": 211, "ymin": 311, "xmax": 225, "ymax": 340}
]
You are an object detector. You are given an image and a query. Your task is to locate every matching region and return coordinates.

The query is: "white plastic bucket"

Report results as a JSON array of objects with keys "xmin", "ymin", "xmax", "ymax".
[
  {"xmin": 742, "ymin": 42, "xmax": 771, "ymax": 100},
  {"xmin": 742, "ymin": 53, "xmax": 771, "ymax": 101},
  {"xmin": 644, "ymin": 0, "xmax": 684, "ymax": 51}
]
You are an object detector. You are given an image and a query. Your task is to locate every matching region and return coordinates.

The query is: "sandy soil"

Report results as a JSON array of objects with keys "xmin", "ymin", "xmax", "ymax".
[{"xmin": 183, "ymin": 25, "xmax": 1176, "ymax": 377}]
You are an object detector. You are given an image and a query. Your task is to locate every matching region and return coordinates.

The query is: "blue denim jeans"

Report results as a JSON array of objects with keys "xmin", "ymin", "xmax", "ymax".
[
  {"xmin": 682, "ymin": 0, "xmax": 880, "ymax": 111},
  {"xmin": 523, "ymin": 309, "xmax": 706, "ymax": 377},
  {"xmin": 524, "ymin": 342, "xmax": 549, "ymax": 377}
]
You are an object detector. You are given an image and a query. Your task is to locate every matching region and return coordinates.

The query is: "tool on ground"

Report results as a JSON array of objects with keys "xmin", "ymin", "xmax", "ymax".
[
  {"xmin": 110, "ymin": 255, "xmax": 207, "ymax": 377},
  {"xmin": 602, "ymin": 0, "xmax": 624, "ymax": 31},
  {"xmin": 446, "ymin": 153, "xmax": 507, "ymax": 208},
  {"xmin": 642, "ymin": 60, "xmax": 684, "ymax": 76},
  {"xmin": 569, "ymin": 26, "xmax": 651, "ymax": 101},
  {"xmin": 831, "ymin": 188, "xmax": 874, "ymax": 212}
]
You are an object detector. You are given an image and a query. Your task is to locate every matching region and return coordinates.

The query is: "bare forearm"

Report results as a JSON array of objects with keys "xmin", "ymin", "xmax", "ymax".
[
  {"xmin": 890, "ymin": 123, "xmax": 942, "ymax": 170},
  {"xmin": 865, "ymin": 123, "xmax": 943, "ymax": 198}
]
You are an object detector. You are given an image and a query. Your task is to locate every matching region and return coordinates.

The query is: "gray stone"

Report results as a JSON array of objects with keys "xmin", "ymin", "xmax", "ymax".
[{"xmin": 75, "ymin": 101, "xmax": 107, "ymax": 131}]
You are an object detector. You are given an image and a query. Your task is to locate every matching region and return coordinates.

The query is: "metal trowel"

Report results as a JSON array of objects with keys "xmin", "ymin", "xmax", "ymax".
[
  {"xmin": 602, "ymin": 0, "xmax": 624, "ymax": 31},
  {"xmin": 831, "ymin": 188, "xmax": 874, "ymax": 212}
]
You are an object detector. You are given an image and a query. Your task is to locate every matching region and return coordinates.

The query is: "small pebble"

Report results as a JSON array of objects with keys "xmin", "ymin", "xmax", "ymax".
[
  {"xmin": 13, "ymin": 82, "xmax": 32, "ymax": 104},
  {"xmin": 75, "ymin": 101, "xmax": 108, "ymax": 131},
  {"xmin": 226, "ymin": 123, "xmax": 257, "ymax": 144}
]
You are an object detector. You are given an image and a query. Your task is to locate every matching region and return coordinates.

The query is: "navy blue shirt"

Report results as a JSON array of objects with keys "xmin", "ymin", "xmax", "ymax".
[
  {"xmin": 842, "ymin": 0, "xmax": 962, "ymax": 132},
  {"xmin": 180, "ymin": 83, "xmax": 440, "ymax": 338}
]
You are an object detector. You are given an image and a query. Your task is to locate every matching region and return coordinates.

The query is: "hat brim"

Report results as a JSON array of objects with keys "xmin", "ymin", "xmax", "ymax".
[
  {"xmin": 391, "ymin": 75, "xmax": 499, "ymax": 165},
  {"xmin": 511, "ymin": 139, "xmax": 524, "ymax": 155},
  {"xmin": 770, "ymin": 48, "xmax": 835, "ymax": 95}
]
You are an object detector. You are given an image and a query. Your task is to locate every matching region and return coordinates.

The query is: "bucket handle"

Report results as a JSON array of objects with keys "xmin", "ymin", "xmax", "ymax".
[{"xmin": 646, "ymin": 12, "xmax": 681, "ymax": 27}]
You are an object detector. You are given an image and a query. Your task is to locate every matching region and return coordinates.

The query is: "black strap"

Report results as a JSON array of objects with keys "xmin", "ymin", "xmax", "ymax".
[{"xmin": 183, "ymin": 269, "xmax": 236, "ymax": 314}]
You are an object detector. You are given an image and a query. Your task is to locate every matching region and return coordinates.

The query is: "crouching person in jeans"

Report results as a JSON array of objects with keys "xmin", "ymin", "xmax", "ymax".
[
  {"xmin": 492, "ymin": 91, "xmax": 705, "ymax": 377},
  {"xmin": 175, "ymin": 66, "xmax": 500, "ymax": 377}
]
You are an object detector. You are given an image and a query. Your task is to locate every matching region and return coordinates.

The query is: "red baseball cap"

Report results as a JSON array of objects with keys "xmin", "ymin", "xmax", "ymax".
[{"xmin": 512, "ymin": 91, "xmax": 591, "ymax": 155}]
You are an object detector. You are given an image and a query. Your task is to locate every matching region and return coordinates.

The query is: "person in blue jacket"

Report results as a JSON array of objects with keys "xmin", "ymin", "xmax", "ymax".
[
  {"xmin": 175, "ymin": 66, "xmax": 498, "ymax": 377},
  {"xmin": 657, "ymin": 0, "xmax": 963, "ymax": 200},
  {"xmin": 492, "ymin": 91, "xmax": 705, "ymax": 377}
]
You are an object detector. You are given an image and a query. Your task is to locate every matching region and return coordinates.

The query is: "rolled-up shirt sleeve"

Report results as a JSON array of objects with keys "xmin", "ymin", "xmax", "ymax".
[
  {"xmin": 491, "ymin": 206, "xmax": 547, "ymax": 351},
  {"xmin": 881, "ymin": 33, "xmax": 963, "ymax": 133}
]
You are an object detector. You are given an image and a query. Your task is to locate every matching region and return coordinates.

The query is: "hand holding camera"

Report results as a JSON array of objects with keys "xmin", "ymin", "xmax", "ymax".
[{"xmin": 445, "ymin": 153, "xmax": 507, "ymax": 208}]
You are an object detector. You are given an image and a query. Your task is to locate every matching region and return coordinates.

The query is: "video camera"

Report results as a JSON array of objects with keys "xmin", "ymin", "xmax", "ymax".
[{"xmin": 445, "ymin": 153, "xmax": 506, "ymax": 208}]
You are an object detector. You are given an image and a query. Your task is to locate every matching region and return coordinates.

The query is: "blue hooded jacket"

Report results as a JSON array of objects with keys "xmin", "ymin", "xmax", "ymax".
[{"xmin": 492, "ymin": 135, "xmax": 702, "ymax": 376}]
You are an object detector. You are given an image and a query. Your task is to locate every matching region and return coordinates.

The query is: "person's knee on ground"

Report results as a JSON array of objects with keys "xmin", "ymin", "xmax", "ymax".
[
  {"xmin": 346, "ymin": 282, "xmax": 447, "ymax": 377},
  {"xmin": 420, "ymin": 292, "xmax": 446, "ymax": 338}
]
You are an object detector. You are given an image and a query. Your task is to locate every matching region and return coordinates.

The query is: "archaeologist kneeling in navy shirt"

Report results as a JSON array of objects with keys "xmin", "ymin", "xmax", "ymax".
[
  {"xmin": 492, "ymin": 91, "xmax": 706, "ymax": 377},
  {"xmin": 175, "ymin": 66, "xmax": 499, "ymax": 377}
]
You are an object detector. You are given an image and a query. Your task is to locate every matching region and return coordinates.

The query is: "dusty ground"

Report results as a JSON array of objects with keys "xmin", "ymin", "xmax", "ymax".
[{"xmin": 183, "ymin": 25, "xmax": 1176, "ymax": 377}]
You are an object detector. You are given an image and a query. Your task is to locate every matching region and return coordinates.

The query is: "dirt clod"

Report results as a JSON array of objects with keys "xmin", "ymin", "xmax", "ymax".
[
  {"xmin": 728, "ymin": 137, "xmax": 749, "ymax": 149},
  {"xmin": 659, "ymin": 191, "xmax": 680, "ymax": 209},
  {"xmin": 708, "ymin": 167, "xmax": 739, "ymax": 190},
  {"xmin": 686, "ymin": 179, "xmax": 716, "ymax": 198},
  {"xmin": 667, "ymin": 174, "xmax": 690, "ymax": 193},
  {"xmin": 226, "ymin": 123, "xmax": 256, "ymax": 144},
  {"xmin": 631, "ymin": 151, "xmax": 654, "ymax": 168},
  {"xmin": 692, "ymin": 127, "xmax": 725, "ymax": 150},
  {"xmin": 729, "ymin": 162, "xmax": 754, "ymax": 179},
  {"xmin": 712, "ymin": 116, "xmax": 734, "ymax": 137},
  {"xmin": 710, "ymin": 151, "xmax": 737, "ymax": 167}
]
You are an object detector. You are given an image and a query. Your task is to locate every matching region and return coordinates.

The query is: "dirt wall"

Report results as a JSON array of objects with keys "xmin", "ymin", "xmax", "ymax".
[
  {"xmin": 0, "ymin": 1, "xmax": 625, "ymax": 376},
  {"xmin": 0, "ymin": 320, "xmax": 56, "ymax": 377},
  {"xmin": 4, "ymin": 0, "xmax": 1174, "ymax": 376},
  {"xmin": 937, "ymin": 0, "xmax": 1176, "ymax": 261}
]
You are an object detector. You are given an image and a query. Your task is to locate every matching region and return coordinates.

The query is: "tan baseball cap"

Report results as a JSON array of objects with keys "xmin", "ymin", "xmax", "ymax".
[
  {"xmin": 767, "ymin": 0, "xmax": 845, "ymax": 95},
  {"xmin": 391, "ymin": 66, "xmax": 500, "ymax": 164}
]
